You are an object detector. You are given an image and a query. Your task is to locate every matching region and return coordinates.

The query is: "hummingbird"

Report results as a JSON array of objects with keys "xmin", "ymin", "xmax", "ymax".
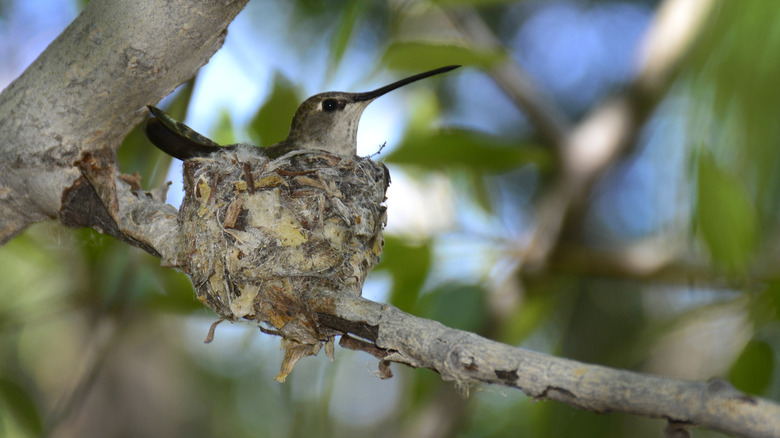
[{"xmin": 145, "ymin": 65, "xmax": 460, "ymax": 159}]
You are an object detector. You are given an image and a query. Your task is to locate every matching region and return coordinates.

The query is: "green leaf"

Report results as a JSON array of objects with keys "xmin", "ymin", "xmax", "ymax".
[
  {"xmin": 767, "ymin": 280, "xmax": 780, "ymax": 319},
  {"xmin": 696, "ymin": 150, "xmax": 759, "ymax": 274},
  {"xmin": 211, "ymin": 109, "xmax": 237, "ymax": 146},
  {"xmin": 0, "ymin": 378, "xmax": 43, "ymax": 436},
  {"xmin": 375, "ymin": 236, "xmax": 432, "ymax": 312},
  {"xmin": 501, "ymin": 284, "xmax": 563, "ymax": 344},
  {"xmin": 415, "ymin": 284, "xmax": 487, "ymax": 333},
  {"xmin": 385, "ymin": 129, "xmax": 551, "ymax": 173},
  {"xmin": 687, "ymin": 3, "xmax": 780, "ymax": 226},
  {"xmin": 468, "ymin": 172, "xmax": 495, "ymax": 214},
  {"xmin": 729, "ymin": 340, "xmax": 774, "ymax": 395},
  {"xmin": 330, "ymin": 0, "xmax": 364, "ymax": 69},
  {"xmin": 382, "ymin": 42, "xmax": 506, "ymax": 71},
  {"xmin": 249, "ymin": 73, "xmax": 301, "ymax": 147},
  {"xmin": 433, "ymin": 0, "xmax": 523, "ymax": 4},
  {"xmin": 144, "ymin": 269, "xmax": 204, "ymax": 314}
]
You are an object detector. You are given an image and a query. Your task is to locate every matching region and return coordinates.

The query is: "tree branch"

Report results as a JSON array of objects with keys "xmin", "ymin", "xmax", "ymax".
[
  {"xmin": 311, "ymin": 289, "xmax": 780, "ymax": 438},
  {"xmin": 0, "ymin": 0, "xmax": 249, "ymax": 244}
]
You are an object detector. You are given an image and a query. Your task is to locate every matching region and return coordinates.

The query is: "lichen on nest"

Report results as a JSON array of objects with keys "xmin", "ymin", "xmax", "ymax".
[{"xmin": 179, "ymin": 145, "xmax": 389, "ymax": 381}]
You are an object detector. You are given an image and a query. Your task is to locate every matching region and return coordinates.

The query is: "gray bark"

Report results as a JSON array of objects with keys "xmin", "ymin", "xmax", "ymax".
[
  {"xmin": 313, "ymin": 290, "xmax": 780, "ymax": 438},
  {"xmin": 0, "ymin": 0, "xmax": 248, "ymax": 243}
]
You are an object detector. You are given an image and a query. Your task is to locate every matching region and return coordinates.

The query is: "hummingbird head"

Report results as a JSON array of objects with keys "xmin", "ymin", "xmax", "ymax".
[
  {"xmin": 284, "ymin": 65, "xmax": 460, "ymax": 156},
  {"xmin": 284, "ymin": 91, "xmax": 373, "ymax": 156}
]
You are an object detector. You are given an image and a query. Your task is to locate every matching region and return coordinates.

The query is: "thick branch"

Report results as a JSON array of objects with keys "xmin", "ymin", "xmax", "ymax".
[
  {"xmin": 58, "ymin": 150, "xmax": 183, "ymax": 264},
  {"xmin": 311, "ymin": 290, "xmax": 780, "ymax": 438},
  {"xmin": 0, "ymin": 0, "xmax": 248, "ymax": 244}
]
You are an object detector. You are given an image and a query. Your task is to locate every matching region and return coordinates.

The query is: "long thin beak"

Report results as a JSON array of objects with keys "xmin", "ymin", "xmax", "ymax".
[{"xmin": 354, "ymin": 65, "xmax": 461, "ymax": 102}]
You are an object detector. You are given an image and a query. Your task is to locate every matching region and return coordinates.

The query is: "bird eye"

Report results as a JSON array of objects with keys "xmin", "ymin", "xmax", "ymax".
[{"xmin": 322, "ymin": 99, "xmax": 339, "ymax": 112}]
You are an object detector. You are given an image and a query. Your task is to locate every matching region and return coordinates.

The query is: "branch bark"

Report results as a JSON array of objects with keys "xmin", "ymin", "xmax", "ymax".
[
  {"xmin": 311, "ymin": 290, "xmax": 780, "ymax": 438},
  {"xmin": 0, "ymin": 0, "xmax": 248, "ymax": 243}
]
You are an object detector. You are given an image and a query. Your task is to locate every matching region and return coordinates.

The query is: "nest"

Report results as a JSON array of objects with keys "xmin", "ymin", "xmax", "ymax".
[{"xmin": 179, "ymin": 146, "xmax": 389, "ymax": 380}]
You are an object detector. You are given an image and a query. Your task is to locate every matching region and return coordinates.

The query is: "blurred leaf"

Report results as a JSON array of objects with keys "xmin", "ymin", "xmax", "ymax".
[
  {"xmin": 144, "ymin": 269, "xmax": 203, "ymax": 314},
  {"xmin": 768, "ymin": 280, "xmax": 780, "ymax": 319},
  {"xmin": 330, "ymin": 0, "xmax": 364, "ymax": 69},
  {"xmin": 0, "ymin": 378, "xmax": 43, "ymax": 436},
  {"xmin": 291, "ymin": 0, "xmax": 329, "ymax": 19},
  {"xmin": 375, "ymin": 236, "xmax": 431, "ymax": 312},
  {"xmin": 729, "ymin": 340, "xmax": 774, "ymax": 395},
  {"xmin": 409, "ymin": 368, "xmax": 448, "ymax": 410},
  {"xmin": 434, "ymin": 0, "xmax": 522, "ymax": 4},
  {"xmin": 687, "ymin": 3, "xmax": 780, "ymax": 225},
  {"xmin": 468, "ymin": 172, "xmax": 494, "ymax": 214},
  {"xmin": 745, "ymin": 281, "xmax": 780, "ymax": 328},
  {"xmin": 415, "ymin": 284, "xmax": 487, "ymax": 333},
  {"xmin": 501, "ymin": 282, "xmax": 563, "ymax": 344},
  {"xmin": 382, "ymin": 42, "xmax": 505, "ymax": 71},
  {"xmin": 211, "ymin": 109, "xmax": 237, "ymax": 146},
  {"xmin": 118, "ymin": 124, "xmax": 153, "ymax": 179},
  {"xmin": 249, "ymin": 73, "xmax": 301, "ymax": 147},
  {"xmin": 696, "ymin": 149, "xmax": 759, "ymax": 274},
  {"xmin": 469, "ymin": 389, "xmax": 547, "ymax": 437},
  {"xmin": 385, "ymin": 129, "xmax": 551, "ymax": 173},
  {"xmin": 404, "ymin": 88, "xmax": 441, "ymax": 134}
]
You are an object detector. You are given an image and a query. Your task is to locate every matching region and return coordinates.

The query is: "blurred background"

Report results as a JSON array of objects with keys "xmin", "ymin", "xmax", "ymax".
[{"xmin": 1, "ymin": 0, "xmax": 779, "ymax": 437}]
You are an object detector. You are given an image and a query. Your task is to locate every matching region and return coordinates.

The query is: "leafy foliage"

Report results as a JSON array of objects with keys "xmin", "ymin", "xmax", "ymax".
[
  {"xmin": 382, "ymin": 41, "xmax": 506, "ymax": 71},
  {"xmin": 329, "ymin": 0, "xmax": 365, "ymax": 69},
  {"xmin": 375, "ymin": 235, "xmax": 432, "ymax": 312},
  {"xmin": 0, "ymin": 379, "xmax": 42, "ymax": 436},
  {"xmin": 729, "ymin": 340, "xmax": 774, "ymax": 396},
  {"xmin": 695, "ymin": 148, "xmax": 759, "ymax": 274},
  {"xmin": 249, "ymin": 73, "xmax": 301, "ymax": 147},
  {"xmin": 386, "ymin": 128, "xmax": 550, "ymax": 173}
]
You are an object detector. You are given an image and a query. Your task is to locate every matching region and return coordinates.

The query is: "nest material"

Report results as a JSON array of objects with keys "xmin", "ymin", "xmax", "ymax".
[{"xmin": 179, "ymin": 145, "xmax": 389, "ymax": 380}]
